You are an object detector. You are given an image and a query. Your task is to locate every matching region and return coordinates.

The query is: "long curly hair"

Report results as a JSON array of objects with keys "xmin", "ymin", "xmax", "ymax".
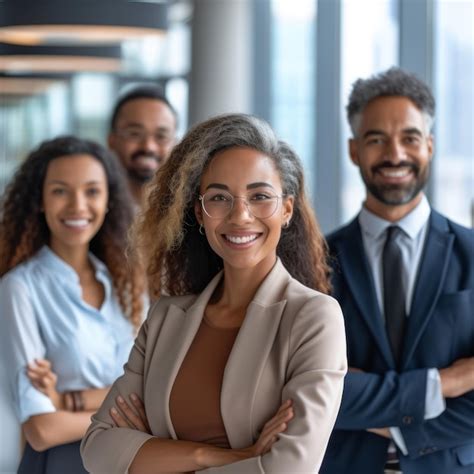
[
  {"xmin": 132, "ymin": 113, "xmax": 331, "ymax": 297},
  {"xmin": 0, "ymin": 136, "xmax": 144, "ymax": 328}
]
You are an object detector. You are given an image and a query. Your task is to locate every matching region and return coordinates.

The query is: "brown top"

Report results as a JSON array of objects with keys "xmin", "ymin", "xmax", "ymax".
[{"xmin": 169, "ymin": 316, "xmax": 240, "ymax": 448}]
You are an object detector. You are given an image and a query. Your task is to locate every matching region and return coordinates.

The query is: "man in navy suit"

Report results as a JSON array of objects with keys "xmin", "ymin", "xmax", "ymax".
[{"xmin": 321, "ymin": 68, "xmax": 474, "ymax": 474}]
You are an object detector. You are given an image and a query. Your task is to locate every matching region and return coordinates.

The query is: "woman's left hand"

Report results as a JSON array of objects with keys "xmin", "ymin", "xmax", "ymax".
[
  {"xmin": 110, "ymin": 393, "xmax": 151, "ymax": 434},
  {"xmin": 27, "ymin": 358, "xmax": 64, "ymax": 410}
]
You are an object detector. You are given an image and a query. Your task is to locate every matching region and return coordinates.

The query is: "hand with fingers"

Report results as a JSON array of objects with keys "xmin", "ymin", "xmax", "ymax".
[
  {"xmin": 110, "ymin": 393, "xmax": 152, "ymax": 434},
  {"xmin": 247, "ymin": 399, "xmax": 294, "ymax": 456},
  {"xmin": 27, "ymin": 358, "xmax": 63, "ymax": 409}
]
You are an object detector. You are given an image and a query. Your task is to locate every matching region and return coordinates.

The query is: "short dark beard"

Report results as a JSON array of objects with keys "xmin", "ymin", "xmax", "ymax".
[
  {"xmin": 361, "ymin": 162, "xmax": 430, "ymax": 205},
  {"xmin": 128, "ymin": 169, "xmax": 154, "ymax": 184},
  {"xmin": 127, "ymin": 150, "xmax": 163, "ymax": 183}
]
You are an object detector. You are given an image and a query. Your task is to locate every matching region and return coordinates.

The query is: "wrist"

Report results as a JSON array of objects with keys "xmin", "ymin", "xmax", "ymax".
[
  {"xmin": 194, "ymin": 445, "xmax": 254, "ymax": 469},
  {"xmin": 440, "ymin": 367, "xmax": 456, "ymax": 398},
  {"xmin": 51, "ymin": 391, "xmax": 65, "ymax": 410}
]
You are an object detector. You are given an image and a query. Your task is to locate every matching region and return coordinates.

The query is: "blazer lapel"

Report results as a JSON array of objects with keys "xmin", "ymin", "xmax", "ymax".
[
  {"xmin": 146, "ymin": 272, "xmax": 223, "ymax": 439},
  {"xmin": 402, "ymin": 212, "xmax": 454, "ymax": 366},
  {"xmin": 333, "ymin": 218, "xmax": 395, "ymax": 368},
  {"xmin": 221, "ymin": 259, "xmax": 290, "ymax": 448}
]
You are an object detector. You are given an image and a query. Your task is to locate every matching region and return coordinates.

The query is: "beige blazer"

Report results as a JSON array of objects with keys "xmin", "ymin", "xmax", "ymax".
[{"xmin": 81, "ymin": 259, "xmax": 347, "ymax": 473}]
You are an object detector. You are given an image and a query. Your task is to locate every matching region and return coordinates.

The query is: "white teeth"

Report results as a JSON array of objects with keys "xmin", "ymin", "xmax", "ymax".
[
  {"xmin": 225, "ymin": 234, "xmax": 258, "ymax": 244},
  {"xmin": 63, "ymin": 219, "xmax": 89, "ymax": 227},
  {"xmin": 380, "ymin": 168, "xmax": 411, "ymax": 178}
]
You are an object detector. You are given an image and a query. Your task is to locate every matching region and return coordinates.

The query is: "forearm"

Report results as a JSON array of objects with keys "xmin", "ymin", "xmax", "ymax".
[
  {"xmin": 129, "ymin": 438, "xmax": 252, "ymax": 474},
  {"xmin": 80, "ymin": 387, "xmax": 110, "ymax": 411},
  {"xmin": 336, "ymin": 369, "xmax": 428, "ymax": 430},
  {"xmin": 23, "ymin": 410, "xmax": 95, "ymax": 451},
  {"xmin": 400, "ymin": 393, "xmax": 474, "ymax": 456}
]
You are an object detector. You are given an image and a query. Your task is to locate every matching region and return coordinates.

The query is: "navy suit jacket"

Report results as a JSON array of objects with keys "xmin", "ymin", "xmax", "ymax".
[{"xmin": 321, "ymin": 210, "xmax": 474, "ymax": 474}]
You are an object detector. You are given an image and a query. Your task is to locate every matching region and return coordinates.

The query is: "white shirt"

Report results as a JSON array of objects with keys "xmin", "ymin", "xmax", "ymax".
[{"xmin": 358, "ymin": 195, "xmax": 445, "ymax": 455}]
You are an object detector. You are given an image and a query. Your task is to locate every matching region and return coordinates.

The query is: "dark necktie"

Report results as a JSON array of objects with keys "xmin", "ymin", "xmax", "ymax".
[{"xmin": 383, "ymin": 226, "xmax": 406, "ymax": 366}]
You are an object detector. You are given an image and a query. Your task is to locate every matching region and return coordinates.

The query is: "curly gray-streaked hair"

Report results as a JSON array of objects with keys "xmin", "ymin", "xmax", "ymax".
[
  {"xmin": 132, "ymin": 113, "xmax": 331, "ymax": 297},
  {"xmin": 346, "ymin": 67, "xmax": 435, "ymax": 137}
]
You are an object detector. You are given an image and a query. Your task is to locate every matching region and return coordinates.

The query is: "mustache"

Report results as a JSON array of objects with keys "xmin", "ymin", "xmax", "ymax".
[
  {"xmin": 372, "ymin": 161, "xmax": 419, "ymax": 173},
  {"xmin": 131, "ymin": 151, "xmax": 162, "ymax": 163}
]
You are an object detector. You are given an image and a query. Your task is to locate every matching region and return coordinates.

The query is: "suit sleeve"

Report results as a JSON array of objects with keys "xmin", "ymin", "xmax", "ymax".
[
  {"xmin": 334, "ymin": 369, "xmax": 429, "ymax": 430},
  {"xmin": 201, "ymin": 295, "xmax": 348, "ymax": 473},
  {"xmin": 400, "ymin": 391, "xmax": 474, "ymax": 458},
  {"xmin": 80, "ymin": 306, "xmax": 158, "ymax": 473}
]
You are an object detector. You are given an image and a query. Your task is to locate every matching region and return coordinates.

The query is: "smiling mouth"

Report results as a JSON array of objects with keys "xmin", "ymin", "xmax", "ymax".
[
  {"xmin": 62, "ymin": 219, "xmax": 90, "ymax": 228},
  {"xmin": 224, "ymin": 234, "xmax": 260, "ymax": 244},
  {"xmin": 378, "ymin": 167, "xmax": 412, "ymax": 178}
]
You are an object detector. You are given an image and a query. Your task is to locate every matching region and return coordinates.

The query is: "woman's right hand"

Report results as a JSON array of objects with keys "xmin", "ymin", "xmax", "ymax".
[
  {"xmin": 110, "ymin": 393, "xmax": 151, "ymax": 434},
  {"xmin": 247, "ymin": 399, "xmax": 294, "ymax": 457},
  {"xmin": 27, "ymin": 358, "xmax": 63, "ymax": 410}
]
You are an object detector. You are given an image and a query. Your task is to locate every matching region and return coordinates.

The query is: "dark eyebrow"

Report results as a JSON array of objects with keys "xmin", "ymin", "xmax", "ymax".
[
  {"xmin": 362, "ymin": 128, "xmax": 423, "ymax": 139},
  {"xmin": 46, "ymin": 180, "xmax": 102, "ymax": 186},
  {"xmin": 247, "ymin": 182, "xmax": 275, "ymax": 190},
  {"xmin": 205, "ymin": 182, "xmax": 275, "ymax": 191},
  {"xmin": 402, "ymin": 127, "xmax": 423, "ymax": 136},
  {"xmin": 362, "ymin": 129, "xmax": 386, "ymax": 139},
  {"xmin": 120, "ymin": 123, "xmax": 171, "ymax": 132},
  {"xmin": 205, "ymin": 183, "xmax": 228, "ymax": 191}
]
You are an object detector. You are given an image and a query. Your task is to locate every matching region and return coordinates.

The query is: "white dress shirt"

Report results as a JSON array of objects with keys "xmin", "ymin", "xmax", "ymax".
[{"xmin": 358, "ymin": 195, "xmax": 446, "ymax": 455}]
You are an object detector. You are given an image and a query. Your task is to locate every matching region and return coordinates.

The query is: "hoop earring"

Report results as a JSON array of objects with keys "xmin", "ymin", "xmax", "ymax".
[{"xmin": 199, "ymin": 224, "xmax": 205, "ymax": 235}]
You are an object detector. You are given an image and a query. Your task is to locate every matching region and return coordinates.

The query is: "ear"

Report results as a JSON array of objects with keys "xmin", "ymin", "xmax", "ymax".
[
  {"xmin": 282, "ymin": 195, "xmax": 294, "ymax": 224},
  {"xmin": 194, "ymin": 200, "xmax": 204, "ymax": 225},
  {"xmin": 427, "ymin": 134, "xmax": 434, "ymax": 161},
  {"xmin": 349, "ymin": 138, "xmax": 359, "ymax": 166},
  {"xmin": 107, "ymin": 132, "xmax": 117, "ymax": 151}
]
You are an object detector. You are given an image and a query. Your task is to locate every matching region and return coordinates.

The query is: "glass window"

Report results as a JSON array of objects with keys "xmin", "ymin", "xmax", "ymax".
[
  {"xmin": 433, "ymin": 0, "xmax": 473, "ymax": 227},
  {"xmin": 341, "ymin": 0, "xmax": 399, "ymax": 222},
  {"xmin": 270, "ymin": 0, "xmax": 317, "ymax": 189}
]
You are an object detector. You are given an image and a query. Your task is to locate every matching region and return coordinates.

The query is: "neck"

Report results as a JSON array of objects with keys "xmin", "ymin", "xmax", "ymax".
[
  {"xmin": 364, "ymin": 192, "xmax": 423, "ymax": 222},
  {"xmin": 129, "ymin": 180, "xmax": 144, "ymax": 206},
  {"xmin": 218, "ymin": 257, "xmax": 276, "ymax": 311},
  {"xmin": 49, "ymin": 243, "xmax": 92, "ymax": 275}
]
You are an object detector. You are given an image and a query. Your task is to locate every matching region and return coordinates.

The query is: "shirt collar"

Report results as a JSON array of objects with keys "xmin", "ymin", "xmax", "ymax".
[
  {"xmin": 36, "ymin": 246, "xmax": 109, "ymax": 282},
  {"xmin": 359, "ymin": 194, "xmax": 431, "ymax": 240}
]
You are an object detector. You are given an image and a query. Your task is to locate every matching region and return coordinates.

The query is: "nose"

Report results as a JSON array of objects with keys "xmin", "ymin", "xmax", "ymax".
[
  {"xmin": 227, "ymin": 196, "xmax": 253, "ymax": 223},
  {"xmin": 385, "ymin": 139, "xmax": 407, "ymax": 163},
  {"xmin": 70, "ymin": 191, "xmax": 87, "ymax": 212},
  {"xmin": 141, "ymin": 134, "xmax": 159, "ymax": 153}
]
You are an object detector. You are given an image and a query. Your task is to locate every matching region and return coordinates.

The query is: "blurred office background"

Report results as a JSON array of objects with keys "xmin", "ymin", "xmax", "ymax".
[{"xmin": 0, "ymin": 0, "xmax": 473, "ymax": 471}]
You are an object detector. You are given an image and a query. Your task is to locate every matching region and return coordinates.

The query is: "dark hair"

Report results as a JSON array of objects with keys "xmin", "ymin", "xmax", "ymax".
[
  {"xmin": 132, "ymin": 113, "xmax": 331, "ymax": 297},
  {"xmin": 0, "ymin": 135, "xmax": 144, "ymax": 327},
  {"xmin": 110, "ymin": 84, "xmax": 178, "ymax": 131},
  {"xmin": 347, "ymin": 67, "xmax": 435, "ymax": 136}
]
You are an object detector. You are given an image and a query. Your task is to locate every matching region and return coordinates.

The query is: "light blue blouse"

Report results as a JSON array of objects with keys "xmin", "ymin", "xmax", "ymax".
[{"xmin": 0, "ymin": 246, "xmax": 135, "ymax": 423}]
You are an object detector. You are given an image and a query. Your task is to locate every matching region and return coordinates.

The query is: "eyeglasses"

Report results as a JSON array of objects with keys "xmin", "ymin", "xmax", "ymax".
[
  {"xmin": 199, "ymin": 190, "xmax": 284, "ymax": 219},
  {"xmin": 114, "ymin": 127, "xmax": 174, "ymax": 146}
]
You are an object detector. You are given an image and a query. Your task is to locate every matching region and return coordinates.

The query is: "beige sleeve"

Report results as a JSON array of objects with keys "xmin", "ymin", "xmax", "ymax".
[
  {"xmin": 201, "ymin": 295, "xmax": 348, "ymax": 474},
  {"xmin": 80, "ymin": 315, "xmax": 155, "ymax": 473}
]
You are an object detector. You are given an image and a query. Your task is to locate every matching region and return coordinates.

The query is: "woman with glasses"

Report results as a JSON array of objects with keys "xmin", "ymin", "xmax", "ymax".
[
  {"xmin": 0, "ymin": 136, "xmax": 144, "ymax": 474},
  {"xmin": 81, "ymin": 114, "xmax": 347, "ymax": 473}
]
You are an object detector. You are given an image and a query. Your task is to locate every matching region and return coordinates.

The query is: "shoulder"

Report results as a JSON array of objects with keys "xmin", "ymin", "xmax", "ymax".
[
  {"xmin": 430, "ymin": 210, "xmax": 474, "ymax": 252},
  {"xmin": 282, "ymin": 279, "xmax": 347, "ymax": 369},
  {"xmin": 325, "ymin": 217, "xmax": 360, "ymax": 248},
  {"xmin": 0, "ymin": 258, "xmax": 37, "ymax": 292},
  {"xmin": 144, "ymin": 293, "xmax": 198, "ymax": 324},
  {"xmin": 284, "ymin": 277, "xmax": 344, "ymax": 329}
]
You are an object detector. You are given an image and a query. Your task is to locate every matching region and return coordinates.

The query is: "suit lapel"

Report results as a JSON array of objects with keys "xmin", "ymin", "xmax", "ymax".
[
  {"xmin": 221, "ymin": 260, "xmax": 290, "ymax": 448},
  {"xmin": 333, "ymin": 218, "xmax": 395, "ymax": 368},
  {"xmin": 402, "ymin": 212, "xmax": 454, "ymax": 366},
  {"xmin": 147, "ymin": 272, "xmax": 223, "ymax": 438}
]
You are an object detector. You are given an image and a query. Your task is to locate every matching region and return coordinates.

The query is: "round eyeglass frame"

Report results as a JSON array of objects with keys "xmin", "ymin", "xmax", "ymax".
[{"xmin": 198, "ymin": 191, "xmax": 285, "ymax": 219}]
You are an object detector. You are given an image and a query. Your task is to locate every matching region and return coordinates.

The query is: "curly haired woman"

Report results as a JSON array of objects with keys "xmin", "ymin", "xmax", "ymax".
[
  {"xmin": 0, "ymin": 136, "xmax": 144, "ymax": 473},
  {"xmin": 81, "ymin": 114, "xmax": 347, "ymax": 473}
]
